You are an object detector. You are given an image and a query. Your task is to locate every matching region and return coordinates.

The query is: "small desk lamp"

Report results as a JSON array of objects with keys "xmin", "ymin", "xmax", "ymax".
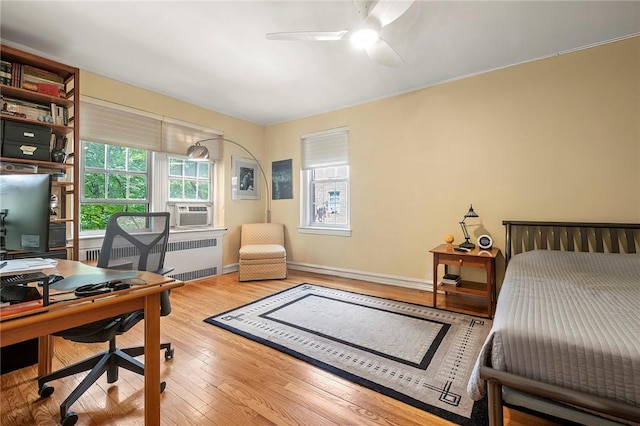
[{"xmin": 459, "ymin": 204, "xmax": 478, "ymax": 249}]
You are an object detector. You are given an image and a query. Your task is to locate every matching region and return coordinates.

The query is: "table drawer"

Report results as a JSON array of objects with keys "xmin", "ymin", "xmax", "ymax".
[{"xmin": 438, "ymin": 254, "xmax": 486, "ymax": 268}]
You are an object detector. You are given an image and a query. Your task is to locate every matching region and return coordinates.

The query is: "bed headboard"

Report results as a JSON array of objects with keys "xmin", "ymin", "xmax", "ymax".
[{"xmin": 503, "ymin": 221, "xmax": 640, "ymax": 263}]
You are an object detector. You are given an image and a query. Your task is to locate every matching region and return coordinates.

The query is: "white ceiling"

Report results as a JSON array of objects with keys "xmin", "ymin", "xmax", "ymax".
[{"xmin": 1, "ymin": 1, "xmax": 639, "ymax": 126}]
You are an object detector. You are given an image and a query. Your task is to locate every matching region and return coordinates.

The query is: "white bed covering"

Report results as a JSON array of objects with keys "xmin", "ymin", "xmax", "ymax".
[{"xmin": 468, "ymin": 250, "xmax": 640, "ymax": 408}]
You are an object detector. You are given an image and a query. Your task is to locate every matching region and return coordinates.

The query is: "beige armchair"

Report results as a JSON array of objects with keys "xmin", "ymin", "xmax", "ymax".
[{"xmin": 239, "ymin": 223, "xmax": 287, "ymax": 281}]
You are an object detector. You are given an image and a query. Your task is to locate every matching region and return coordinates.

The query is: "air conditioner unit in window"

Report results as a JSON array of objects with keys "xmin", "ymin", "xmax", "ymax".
[{"xmin": 175, "ymin": 204, "xmax": 211, "ymax": 227}]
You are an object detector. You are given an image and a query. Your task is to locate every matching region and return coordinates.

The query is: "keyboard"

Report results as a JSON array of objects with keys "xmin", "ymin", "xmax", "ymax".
[{"xmin": 0, "ymin": 272, "xmax": 48, "ymax": 286}]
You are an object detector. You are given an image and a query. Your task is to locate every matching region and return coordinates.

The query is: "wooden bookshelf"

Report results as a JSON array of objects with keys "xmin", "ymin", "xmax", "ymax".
[{"xmin": 1, "ymin": 44, "xmax": 79, "ymax": 260}]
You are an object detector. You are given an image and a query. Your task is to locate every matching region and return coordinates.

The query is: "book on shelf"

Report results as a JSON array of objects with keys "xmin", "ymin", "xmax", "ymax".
[
  {"xmin": 22, "ymin": 64, "xmax": 63, "ymax": 84},
  {"xmin": 50, "ymin": 103, "xmax": 69, "ymax": 125},
  {"xmin": 0, "ymin": 60, "xmax": 11, "ymax": 85},
  {"xmin": 0, "ymin": 64, "xmax": 67, "ymax": 99},
  {"xmin": 37, "ymin": 82, "xmax": 61, "ymax": 97},
  {"xmin": 441, "ymin": 273, "xmax": 461, "ymax": 286},
  {"xmin": 0, "ymin": 60, "xmax": 68, "ymax": 96},
  {"xmin": 11, "ymin": 62, "xmax": 21, "ymax": 87},
  {"xmin": 0, "ymin": 60, "xmax": 11, "ymax": 73},
  {"xmin": 66, "ymin": 104, "xmax": 74, "ymax": 123},
  {"xmin": 65, "ymin": 77, "xmax": 74, "ymax": 96},
  {"xmin": 21, "ymin": 64, "xmax": 65, "ymax": 97},
  {"xmin": 2, "ymin": 96, "xmax": 53, "ymax": 122},
  {"xmin": 0, "ymin": 95, "xmax": 67, "ymax": 126}
]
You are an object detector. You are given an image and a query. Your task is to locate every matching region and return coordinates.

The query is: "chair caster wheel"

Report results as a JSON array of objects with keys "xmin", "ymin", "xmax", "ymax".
[
  {"xmin": 38, "ymin": 384, "xmax": 54, "ymax": 398},
  {"xmin": 164, "ymin": 348, "xmax": 174, "ymax": 360},
  {"xmin": 160, "ymin": 381, "xmax": 167, "ymax": 393},
  {"xmin": 61, "ymin": 411, "xmax": 78, "ymax": 426}
]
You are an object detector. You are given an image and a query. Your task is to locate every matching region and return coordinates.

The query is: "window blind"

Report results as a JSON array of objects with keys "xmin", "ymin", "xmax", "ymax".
[
  {"xmin": 80, "ymin": 98, "xmax": 222, "ymax": 159},
  {"xmin": 80, "ymin": 98, "xmax": 162, "ymax": 151},
  {"xmin": 161, "ymin": 118, "xmax": 221, "ymax": 160},
  {"xmin": 301, "ymin": 127, "xmax": 349, "ymax": 170}
]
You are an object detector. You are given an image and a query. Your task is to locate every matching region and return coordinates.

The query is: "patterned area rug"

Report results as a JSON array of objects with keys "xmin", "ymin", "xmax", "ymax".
[{"xmin": 204, "ymin": 283, "xmax": 490, "ymax": 425}]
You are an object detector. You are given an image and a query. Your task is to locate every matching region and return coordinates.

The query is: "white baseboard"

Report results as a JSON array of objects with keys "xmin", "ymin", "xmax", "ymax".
[
  {"xmin": 223, "ymin": 261, "xmax": 433, "ymax": 292},
  {"xmin": 223, "ymin": 263, "xmax": 239, "ymax": 275},
  {"xmin": 288, "ymin": 262, "xmax": 432, "ymax": 290}
]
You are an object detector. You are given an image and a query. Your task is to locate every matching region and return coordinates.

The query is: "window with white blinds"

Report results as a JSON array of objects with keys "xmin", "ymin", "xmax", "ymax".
[
  {"xmin": 161, "ymin": 118, "xmax": 221, "ymax": 159},
  {"xmin": 79, "ymin": 98, "xmax": 221, "ymax": 233},
  {"xmin": 301, "ymin": 127, "xmax": 349, "ymax": 170},
  {"xmin": 81, "ymin": 98, "xmax": 163, "ymax": 151},
  {"xmin": 300, "ymin": 127, "xmax": 351, "ymax": 236},
  {"xmin": 81, "ymin": 98, "xmax": 222, "ymax": 158}
]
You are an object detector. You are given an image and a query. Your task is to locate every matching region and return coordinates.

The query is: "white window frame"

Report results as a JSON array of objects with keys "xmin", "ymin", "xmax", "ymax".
[
  {"xmin": 79, "ymin": 140, "xmax": 152, "ymax": 235},
  {"xmin": 299, "ymin": 127, "xmax": 351, "ymax": 237},
  {"xmin": 80, "ymin": 98, "xmax": 223, "ymax": 234},
  {"xmin": 153, "ymin": 152, "xmax": 217, "ymax": 229},
  {"xmin": 168, "ymin": 156, "xmax": 212, "ymax": 202}
]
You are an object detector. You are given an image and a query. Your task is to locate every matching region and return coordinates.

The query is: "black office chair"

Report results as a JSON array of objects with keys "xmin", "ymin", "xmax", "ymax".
[{"xmin": 37, "ymin": 212, "xmax": 174, "ymax": 426}]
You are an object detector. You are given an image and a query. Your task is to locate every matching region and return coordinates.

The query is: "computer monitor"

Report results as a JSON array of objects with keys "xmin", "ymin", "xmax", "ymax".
[{"xmin": 0, "ymin": 174, "xmax": 51, "ymax": 254}]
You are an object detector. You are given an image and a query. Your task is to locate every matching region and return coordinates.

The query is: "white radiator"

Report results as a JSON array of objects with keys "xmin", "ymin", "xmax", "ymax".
[{"xmin": 80, "ymin": 232, "xmax": 223, "ymax": 281}]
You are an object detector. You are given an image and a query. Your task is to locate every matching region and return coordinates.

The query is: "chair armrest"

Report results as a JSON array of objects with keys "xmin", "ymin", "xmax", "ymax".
[{"xmin": 154, "ymin": 267, "xmax": 175, "ymax": 276}]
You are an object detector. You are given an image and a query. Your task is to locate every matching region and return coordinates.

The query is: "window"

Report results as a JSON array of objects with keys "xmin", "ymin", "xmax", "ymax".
[
  {"xmin": 310, "ymin": 166, "xmax": 349, "ymax": 225},
  {"xmin": 300, "ymin": 127, "xmax": 350, "ymax": 235},
  {"xmin": 80, "ymin": 99, "xmax": 222, "ymax": 233},
  {"xmin": 80, "ymin": 141, "xmax": 150, "ymax": 232},
  {"xmin": 168, "ymin": 157, "xmax": 210, "ymax": 201}
]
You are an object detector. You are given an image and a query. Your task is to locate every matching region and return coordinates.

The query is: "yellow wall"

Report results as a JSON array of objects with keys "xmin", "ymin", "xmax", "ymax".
[
  {"xmin": 80, "ymin": 72, "xmax": 266, "ymax": 266},
  {"xmin": 81, "ymin": 37, "xmax": 639, "ymax": 286},
  {"xmin": 266, "ymin": 37, "xmax": 640, "ymax": 285}
]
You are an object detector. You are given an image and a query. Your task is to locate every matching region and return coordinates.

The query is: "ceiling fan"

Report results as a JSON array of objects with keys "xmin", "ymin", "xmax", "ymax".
[{"xmin": 265, "ymin": 0, "xmax": 415, "ymax": 67}]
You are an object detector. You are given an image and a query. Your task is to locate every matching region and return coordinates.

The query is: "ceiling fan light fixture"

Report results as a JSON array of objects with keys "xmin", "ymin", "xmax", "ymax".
[{"xmin": 349, "ymin": 27, "xmax": 379, "ymax": 49}]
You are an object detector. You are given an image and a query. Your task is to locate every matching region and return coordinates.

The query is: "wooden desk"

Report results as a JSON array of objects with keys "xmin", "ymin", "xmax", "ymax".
[{"xmin": 0, "ymin": 260, "xmax": 183, "ymax": 425}]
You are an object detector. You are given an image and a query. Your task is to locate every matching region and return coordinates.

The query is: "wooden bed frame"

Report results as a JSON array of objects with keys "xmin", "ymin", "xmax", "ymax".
[{"xmin": 480, "ymin": 220, "xmax": 640, "ymax": 426}]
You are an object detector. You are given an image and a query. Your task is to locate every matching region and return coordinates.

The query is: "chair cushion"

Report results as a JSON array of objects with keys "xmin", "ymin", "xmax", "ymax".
[
  {"xmin": 239, "ymin": 244, "xmax": 286, "ymax": 260},
  {"xmin": 241, "ymin": 223, "xmax": 284, "ymax": 246},
  {"xmin": 54, "ymin": 311, "xmax": 143, "ymax": 343}
]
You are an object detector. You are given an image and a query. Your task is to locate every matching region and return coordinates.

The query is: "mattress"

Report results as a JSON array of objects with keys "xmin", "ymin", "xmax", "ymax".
[{"xmin": 468, "ymin": 250, "xmax": 640, "ymax": 408}]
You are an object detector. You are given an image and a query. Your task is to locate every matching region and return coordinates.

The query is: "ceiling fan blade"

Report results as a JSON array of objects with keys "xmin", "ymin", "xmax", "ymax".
[
  {"xmin": 365, "ymin": 38, "xmax": 404, "ymax": 67},
  {"xmin": 265, "ymin": 30, "xmax": 348, "ymax": 42},
  {"xmin": 368, "ymin": 0, "xmax": 415, "ymax": 28}
]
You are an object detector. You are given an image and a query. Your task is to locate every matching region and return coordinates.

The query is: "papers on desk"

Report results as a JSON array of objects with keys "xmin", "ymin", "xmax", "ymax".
[
  {"xmin": 50, "ymin": 271, "xmax": 138, "ymax": 291},
  {"xmin": 0, "ymin": 258, "xmax": 58, "ymax": 275}
]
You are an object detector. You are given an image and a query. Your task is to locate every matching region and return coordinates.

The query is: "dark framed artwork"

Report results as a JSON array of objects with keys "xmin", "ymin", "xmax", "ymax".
[
  {"xmin": 272, "ymin": 159, "xmax": 293, "ymax": 200},
  {"xmin": 232, "ymin": 156, "xmax": 260, "ymax": 200}
]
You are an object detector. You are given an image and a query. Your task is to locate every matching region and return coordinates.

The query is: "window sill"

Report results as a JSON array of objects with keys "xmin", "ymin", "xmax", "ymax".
[
  {"xmin": 298, "ymin": 227, "xmax": 351, "ymax": 237},
  {"xmin": 79, "ymin": 227, "xmax": 227, "ymax": 240},
  {"xmin": 171, "ymin": 226, "xmax": 226, "ymax": 234}
]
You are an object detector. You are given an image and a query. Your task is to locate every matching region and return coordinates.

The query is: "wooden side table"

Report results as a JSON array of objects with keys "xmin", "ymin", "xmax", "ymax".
[{"xmin": 430, "ymin": 244, "xmax": 500, "ymax": 317}]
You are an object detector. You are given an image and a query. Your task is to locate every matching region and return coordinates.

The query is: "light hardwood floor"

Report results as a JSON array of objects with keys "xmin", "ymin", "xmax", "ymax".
[{"xmin": 0, "ymin": 271, "xmax": 560, "ymax": 425}]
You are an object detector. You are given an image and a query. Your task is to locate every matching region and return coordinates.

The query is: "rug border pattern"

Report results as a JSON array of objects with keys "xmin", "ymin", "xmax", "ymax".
[{"xmin": 204, "ymin": 283, "xmax": 489, "ymax": 426}]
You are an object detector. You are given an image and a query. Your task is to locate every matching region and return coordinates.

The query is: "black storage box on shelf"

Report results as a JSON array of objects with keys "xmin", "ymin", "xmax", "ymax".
[
  {"xmin": 1, "ymin": 120, "xmax": 51, "ymax": 161},
  {"xmin": 48, "ymin": 223, "xmax": 67, "ymax": 248}
]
